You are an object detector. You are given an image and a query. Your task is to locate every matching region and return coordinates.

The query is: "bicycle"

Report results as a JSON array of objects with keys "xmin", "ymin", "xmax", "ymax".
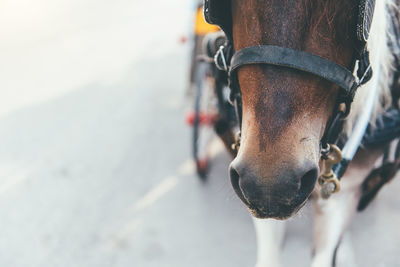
[{"xmin": 185, "ymin": 6, "xmax": 237, "ymax": 179}]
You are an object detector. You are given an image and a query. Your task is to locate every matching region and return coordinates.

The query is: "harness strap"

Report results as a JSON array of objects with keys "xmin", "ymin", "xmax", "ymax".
[{"xmin": 230, "ymin": 45, "xmax": 358, "ymax": 98}]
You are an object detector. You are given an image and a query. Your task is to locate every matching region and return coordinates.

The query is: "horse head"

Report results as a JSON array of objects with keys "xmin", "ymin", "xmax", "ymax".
[{"xmin": 226, "ymin": 0, "xmax": 361, "ymax": 219}]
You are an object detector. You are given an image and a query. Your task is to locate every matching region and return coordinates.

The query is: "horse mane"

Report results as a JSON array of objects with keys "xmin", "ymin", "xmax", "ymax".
[
  {"xmin": 304, "ymin": 0, "xmax": 398, "ymax": 136},
  {"xmin": 344, "ymin": 0, "xmax": 398, "ymax": 136}
]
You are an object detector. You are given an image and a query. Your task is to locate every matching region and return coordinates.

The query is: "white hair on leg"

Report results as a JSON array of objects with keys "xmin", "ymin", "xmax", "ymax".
[
  {"xmin": 311, "ymin": 192, "xmax": 359, "ymax": 267},
  {"xmin": 312, "ymin": 140, "xmax": 386, "ymax": 267},
  {"xmin": 253, "ymin": 218, "xmax": 285, "ymax": 267},
  {"xmin": 334, "ymin": 232, "xmax": 357, "ymax": 267},
  {"xmin": 311, "ymin": 162, "xmax": 378, "ymax": 267}
]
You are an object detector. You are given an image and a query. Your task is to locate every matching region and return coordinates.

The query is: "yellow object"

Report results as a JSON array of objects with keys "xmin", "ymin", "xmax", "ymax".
[{"xmin": 194, "ymin": 7, "xmax": 220, "ymax": 35}]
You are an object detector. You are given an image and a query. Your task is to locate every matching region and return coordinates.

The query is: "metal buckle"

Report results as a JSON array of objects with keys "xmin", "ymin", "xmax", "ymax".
[
  {"xmin": 214, "ymin": 45, "xmax": 228, "ymax": 71},
  {"xmin": 320, "ymin": 143, "xmax": 331, "ymax": 159},
  {"xmin": 318, "ymin": 144, "xmax": 343, "ymax": 199}
]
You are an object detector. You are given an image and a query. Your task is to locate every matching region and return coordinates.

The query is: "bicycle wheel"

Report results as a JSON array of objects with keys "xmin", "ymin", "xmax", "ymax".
[{"xmin": 192, "ymin": 62, "xmax": 218, "ymax": 179}]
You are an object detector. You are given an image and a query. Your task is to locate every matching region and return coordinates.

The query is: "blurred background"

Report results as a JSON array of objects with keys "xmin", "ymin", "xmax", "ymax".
[{"xmin": 0, "ymin": 0, "xmax": 399, "ymax": 266}]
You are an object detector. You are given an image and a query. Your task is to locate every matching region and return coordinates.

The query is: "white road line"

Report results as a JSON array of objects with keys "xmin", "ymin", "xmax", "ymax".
[
  {"xmin": 0, "ymin": 166, "xmax": 31, "ymax": 196},
  {"xmin": 104, "ymin": 218, "xmax": 143, "ymax": 251},
  {"xmin": 134, "ymin": 175, "xmax": 180, "ymax": 212},
  {"xmin": 105, "ymin": 159, "xmax": 197, "ymax": 249},
  {"xmin": 134, "ymin": 158, "xmax": 197, "ymax": 212},
  {"xmin": 177, "ymin": 159, "xmax": 195, "ymax": 176},
  {"xmin": 131, "ymin": 138, "xmax": 226, "ymax": 213},
  {"xmin": 104, "ymin": 172, "xmax": 183, "ymax": 250}
]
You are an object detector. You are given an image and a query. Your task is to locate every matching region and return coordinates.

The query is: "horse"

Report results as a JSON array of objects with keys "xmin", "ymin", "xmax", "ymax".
[{"xmin": 203, "ymin": 0, "xmax": 400, "ymax": 266}]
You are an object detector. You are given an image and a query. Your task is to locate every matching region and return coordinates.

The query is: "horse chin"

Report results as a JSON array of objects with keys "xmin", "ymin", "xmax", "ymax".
[{"xmin": 248, "ymin": 198, "xmax": 309, "ymax": 220}]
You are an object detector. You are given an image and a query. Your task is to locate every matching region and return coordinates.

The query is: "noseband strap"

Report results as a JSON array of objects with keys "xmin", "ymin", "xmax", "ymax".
[{"xmin": 230, "ymin": 45, "xmax": 359, "ymax": 98}]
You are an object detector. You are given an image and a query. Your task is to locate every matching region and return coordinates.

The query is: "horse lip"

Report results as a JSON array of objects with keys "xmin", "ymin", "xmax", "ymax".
[
  {"xmin": 249, "ymin": 206, "xmax": 292, "ymax": 220},
  {"xmin": 232, "ymin": 184, "xmax": 311, "ymax": 219},
  {"xmin": 248, "ymin": 196, "xmax": 309, "ymax": 219}
]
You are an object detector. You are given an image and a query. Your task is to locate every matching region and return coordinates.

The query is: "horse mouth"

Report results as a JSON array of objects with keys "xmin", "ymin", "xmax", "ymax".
[
  {"xmin": 248, "ymin": 198, "xmax": 308, "ymax": 219},
  {"xmin": 246, "ymin": 197, "xmax": 307, "ymax": 219}
]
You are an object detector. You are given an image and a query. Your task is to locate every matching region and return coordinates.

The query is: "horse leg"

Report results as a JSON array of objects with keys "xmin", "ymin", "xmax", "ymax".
[
  {"xmin": 253, "ymin": 218, "xmax": 286, "ymax": 267},
  {"xmin": 311, "ymin": 148, "xmax": 384, "ymax": 267},
  {"xmin": 311, "ymin": 185, "xmax": 360, "ymax": 267},
  {"xmin": 358, "ymin": 140, "xmax": 400, "ymax": 211}
]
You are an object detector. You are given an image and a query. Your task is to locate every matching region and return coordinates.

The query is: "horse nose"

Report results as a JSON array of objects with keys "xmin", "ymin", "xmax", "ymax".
[{"xmin": 229, "ymin": 159, "xmax": 318, "ymax": 218}]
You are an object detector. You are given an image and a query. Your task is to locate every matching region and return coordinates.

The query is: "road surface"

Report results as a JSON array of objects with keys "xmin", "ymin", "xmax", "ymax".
[{"xmin": 0, "ymin": 0, "xmax": 399, "ymax": 266}]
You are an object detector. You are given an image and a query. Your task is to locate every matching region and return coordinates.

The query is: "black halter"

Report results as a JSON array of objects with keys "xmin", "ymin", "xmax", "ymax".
[{"xmin": 204, "ymin": 0, "xmax": 376, "ymax": 148}]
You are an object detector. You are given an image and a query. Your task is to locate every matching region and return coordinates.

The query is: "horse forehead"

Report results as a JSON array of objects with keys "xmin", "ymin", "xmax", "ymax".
[
  {"xmin": 209, "ymin": 0, "xmax": 359, "ymax": 52},
  {"xmin": 231, "ymin": 0, "xmax": 309, "ymax": 48}
]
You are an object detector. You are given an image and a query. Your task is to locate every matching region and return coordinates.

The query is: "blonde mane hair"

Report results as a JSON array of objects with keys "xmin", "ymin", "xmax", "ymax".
[{"xmin": 344, "ymin": 0, "xmax": 398, "ymax": 135}]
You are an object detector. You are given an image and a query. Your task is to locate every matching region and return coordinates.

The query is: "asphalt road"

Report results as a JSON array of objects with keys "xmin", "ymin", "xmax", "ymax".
[{"xmin": 0, "ymin": 1, "xmax": 399, "ymax": 267}]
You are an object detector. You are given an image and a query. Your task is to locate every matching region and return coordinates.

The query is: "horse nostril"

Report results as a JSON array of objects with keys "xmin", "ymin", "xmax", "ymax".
[
  {"xmin": 229, "ymin": 164, "xmax": 251, "ymax": 206},
  {"xmin": 297, "ymin": 167, "xmax": 318, "ymax": 200},
  {"xmin": 229, "ymin": 165, "xmax": 240, "ymax": 193}
]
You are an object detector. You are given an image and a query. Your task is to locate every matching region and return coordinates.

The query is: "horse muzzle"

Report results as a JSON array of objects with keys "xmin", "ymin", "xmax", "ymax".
[{"xmin": 229, "ymin": 159, "xmax": 318, "ymax": 219}]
